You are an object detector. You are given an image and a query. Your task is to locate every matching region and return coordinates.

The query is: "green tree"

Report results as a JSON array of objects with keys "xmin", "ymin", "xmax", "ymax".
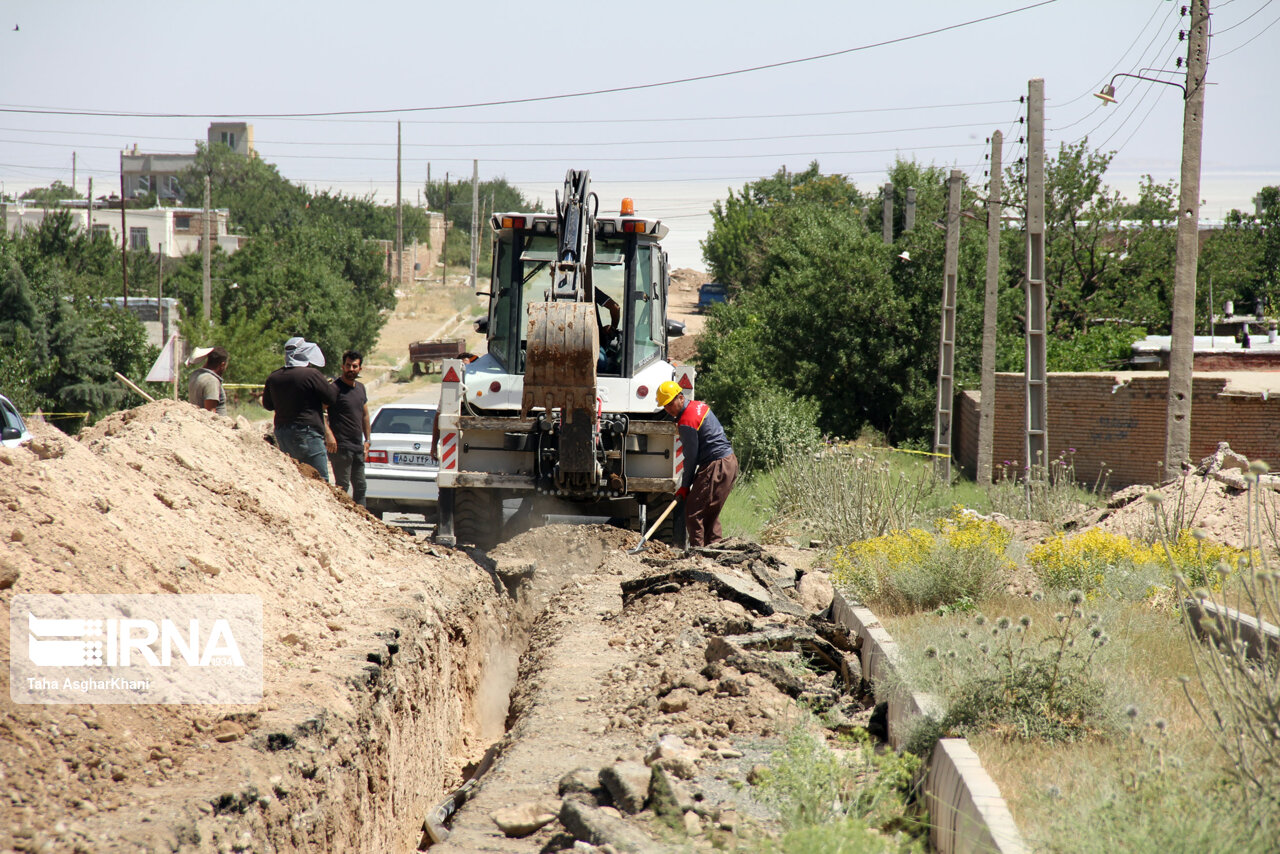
[
  {"xmin": 702, "ymin": 162, "xmax": 864, "ymax": 291},
  {"xmin": 175, "ymin": 143, "xmax": 308, "ymax": 235},
  {"xmin": 698, "ymin": 186, "xmax": 937, "ymax": 443},
  {"xmin": 425, "ymin": 175, "xmax": 540, "ymax": 271},
  {"xmin": 19, "ymin": 181, "xmax": 82, "ymax": 205}
]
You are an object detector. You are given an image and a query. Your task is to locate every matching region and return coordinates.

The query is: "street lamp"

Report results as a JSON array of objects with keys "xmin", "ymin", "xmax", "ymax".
[
  {"xmin": 1096, "ymin": 2, "xmax": 1210, "ymax": 479},
  {"xmin": 1094, "ymin": 70, "xmax": 1187, "ymax": 104}
]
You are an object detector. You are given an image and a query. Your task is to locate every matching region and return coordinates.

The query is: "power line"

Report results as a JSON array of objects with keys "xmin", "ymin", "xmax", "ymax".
[
  {"xmin": 1214, "ymin": 0, "xmax": 1275, "ymax": 35},
  {"xmin": 1053, "ymin": 0, "xmax": 1174, "ymax": 109},
  {"xmin": 0, "ymin": 120, "xmax": 1012, "ymax": 153},
  {"xmin": 0, "ymin": 99, "xmax": 1021, "ymax": 131},
  {"xmin": 1064, "ymin": 39, "xmax": 1183, "ymax": 148},
  {"xmin": 1049, "ymin": 0, "xmax": 1181, "ymax": 133},
  {"xmin": 1215, "ymin": 8, "xmax": 1280, "ymax": 56},
  {"xmin": 0, "ymin": 2, "xmax": 1057, "ymax": 119}
]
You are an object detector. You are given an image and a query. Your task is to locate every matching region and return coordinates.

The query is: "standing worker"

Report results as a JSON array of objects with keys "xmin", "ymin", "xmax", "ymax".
[
  {"xmin": 263, "ymin": 337, "xmax": 338, "ymax": 482},
  {"xmin": 187, "ymin": 346, "xmax": 229, "ymax": 415},
  {"xmin": 324, "ymin": 350, "xmax": 371, "ymax": 506},
  {"xmin": 656, "ymin": 380, "xmax": 738, "ymax": 548}
]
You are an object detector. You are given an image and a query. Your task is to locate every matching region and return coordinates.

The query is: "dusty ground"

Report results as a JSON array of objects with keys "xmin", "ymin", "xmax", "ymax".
[
  {"xmin": 433, "ymin": 529, "xmax": 865, "ymax": 853},
  {"xmin": 0, "ymin": 402, "xmax": 510, "ymax": 852},
  {"xmin": 0, "ymin": 399, "xmax": 868, "ymax": 853},
  {"xmin": 367, "ymin": 277, "xmax": 488, "ymax": 373},
  {"xmin": 668, "ymin": 268, "xmax": 712, "ymax": 367}
]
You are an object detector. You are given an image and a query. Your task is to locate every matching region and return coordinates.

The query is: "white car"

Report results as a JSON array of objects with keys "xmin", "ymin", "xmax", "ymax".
[
  {"xmin": 364, "ymin": 402, "xmax": 439, "ymax": 516},
  {"xmin": 1, "ymin": 394, "xmax": 31, "ymax": 448}
]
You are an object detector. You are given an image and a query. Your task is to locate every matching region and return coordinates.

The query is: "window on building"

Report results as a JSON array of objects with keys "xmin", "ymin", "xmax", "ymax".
[
  {"xmin": 220, "ymin": 131, "xmax": 237, "ymax": 150},
  {"xmin": 91, "ymin": 224, "xmax": 111, "ymax": 239},
  {"xmin": 137, "ymin": 175, "xmax": 150, "ymax": 193},
  {"xmin": 166, "ymin": 176, "xmax": 181, "ymax": 197},
  {"xmin": 174, "ymin": 216, "xmax": 191, "ymax": 230},
  {"xmin": 129, "ymin": 227, "xmax": 149, "ymax": 251}
]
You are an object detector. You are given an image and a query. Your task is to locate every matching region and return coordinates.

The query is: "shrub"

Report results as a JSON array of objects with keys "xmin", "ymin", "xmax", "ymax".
[
  {"xmin": 773, "ymin": 446, "xmax": 938, "ymax": 545},
  {"xmin": 831, "ymin": 509, "xmax": 1013, "ymax": 614},
  {"xmin": 730, "ymin": 387, "xmax": 822, "ymax": 476},
  {"xmin": 1161, "ymin": 469, "xmax": 1280, "ymax": 796},
  {"xmin": 1030, "ymin": 528, "xmax": 1253, "ymax": 598},
  {"xmin": 986, "ymin": 450, "xmax": 1108, "ymax": 523},
  {"xmin": 1029, "ymin": 529, "xmax": 1145, "ymax": 596},
  {"xmin": 753, "ymin": 726, "xmax": 924, "ymax": 847},
  {"xmin": 906, "ymin": 598, "xmax": 1116, "ymax": 754}
]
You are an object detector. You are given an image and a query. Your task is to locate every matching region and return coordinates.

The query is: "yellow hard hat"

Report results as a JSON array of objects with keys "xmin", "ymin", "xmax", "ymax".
[{"xmin": 656, "ymin": 380, "xmax": 683, "ymax": 407}]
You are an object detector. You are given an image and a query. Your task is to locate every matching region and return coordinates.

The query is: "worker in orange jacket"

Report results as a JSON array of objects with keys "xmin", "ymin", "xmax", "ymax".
[{"xmin": 656, "ymin": 380, "xmax": 738, "ymax": 548}]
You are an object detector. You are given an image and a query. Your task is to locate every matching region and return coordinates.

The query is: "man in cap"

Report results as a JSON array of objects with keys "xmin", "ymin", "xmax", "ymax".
[
  {"xmin": 656, "ymin": 380, "xmax": 738, "ymax": 548},
  {"xmin": 187, "ymin": 346, "xmax": 229, "ymax": 415},
  {"xmin": 263, "ymin": 337, "xmax": 338, "ymax": 482}
]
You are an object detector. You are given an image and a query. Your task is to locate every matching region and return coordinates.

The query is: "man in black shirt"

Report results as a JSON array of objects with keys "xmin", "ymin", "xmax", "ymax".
[
  {"xmin": 263, "ymin": 337, "xmax": 338, "ymax": 482},
  {"xmin": 324, "ymin": 350, "xmax": 371, "ymax": 506}
]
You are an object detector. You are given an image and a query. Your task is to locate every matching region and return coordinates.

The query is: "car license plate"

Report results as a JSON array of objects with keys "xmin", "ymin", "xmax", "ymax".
[{"xmin": 393, "ymin": 453, "xmax": 432, "ymax": 466}]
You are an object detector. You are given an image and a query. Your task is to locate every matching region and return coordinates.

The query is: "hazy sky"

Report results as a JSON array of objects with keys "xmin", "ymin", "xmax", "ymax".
[{"xmin": 3, "ymin": 0, "xmax": 1277, "ymax": 268}]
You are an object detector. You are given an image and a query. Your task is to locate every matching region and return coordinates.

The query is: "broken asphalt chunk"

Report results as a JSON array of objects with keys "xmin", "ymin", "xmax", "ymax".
[{"xmin": 621, "ymin": 569, "xmax": 775, "ymax": 616}]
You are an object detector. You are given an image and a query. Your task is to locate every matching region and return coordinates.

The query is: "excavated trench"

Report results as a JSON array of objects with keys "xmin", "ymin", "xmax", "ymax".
[{"xmin": 408, "ymin": 525, "xmax": 877, "ymax": 853}]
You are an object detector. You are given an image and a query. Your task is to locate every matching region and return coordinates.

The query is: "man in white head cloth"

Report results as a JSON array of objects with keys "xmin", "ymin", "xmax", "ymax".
[{"xmin": 262, "ymin": 337, "xmax": 338, "ymax": 481}]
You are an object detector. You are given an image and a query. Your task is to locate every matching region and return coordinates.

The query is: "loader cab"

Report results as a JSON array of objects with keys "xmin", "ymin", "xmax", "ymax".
[{"xmin": 485, "ymin": 213, "xmax": 669, "ymax": 380}]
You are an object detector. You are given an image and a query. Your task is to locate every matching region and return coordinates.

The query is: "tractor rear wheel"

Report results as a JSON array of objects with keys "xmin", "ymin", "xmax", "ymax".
[{"xmin": 455, "ymin": 488, "xmax": 503, "ymax": 550}]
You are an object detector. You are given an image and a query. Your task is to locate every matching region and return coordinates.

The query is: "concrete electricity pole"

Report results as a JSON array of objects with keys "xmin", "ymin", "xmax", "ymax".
[
  {"xmin": 202, "ymin": 174, "xmax": 212, "ymax": 325},
  {"xmin": 934, "ymin": 169, "xmax": 963, "ymax": 481},
  {"xmin": 881, "ymin": 182, "xmax": 894, "ymax": 244},
  {"xmin": 396, "ymin": 122, "xmax": 403, "ymax": 287},
  {"xmin": 86, "ymin": 177, "xmax": 93, "ymax": 234},
  {"xmin": 120, "ymin": 152, "xmax": 129, "ymax": 308},
  {"xmin": 905, "ymin": 187, "xmax": 917, "ymax": 232},
  {"xmin": 1025, "ymin": 78, "xmax": 1048, "ymax": 480},
  {"xmin": 977, "ymin": 130, "xmax": 1003, "ymax": 485},
  {"xmin": 442, "ymin": 171, "xmax": 449, "ymax": 285},
  {"xmin": 1164, "ymin": 0, "xmax": 1210, "ymax": 479},
  {"xmin": 470, "ymin": 159, "xmax": 479, "ymax": 290}
]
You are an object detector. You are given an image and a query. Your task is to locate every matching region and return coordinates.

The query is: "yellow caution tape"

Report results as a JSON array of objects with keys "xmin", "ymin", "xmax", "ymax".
[
  {"xmin": 22, "ymin": 412, "xmax": 90, "ymax": 418},
  {"xmin": 830, "ymin": 441, "xmax": 950, "ymax": 459},
  {"xmin": 222, "ymin": 384, "xmax": 265, "ymax": 390}
]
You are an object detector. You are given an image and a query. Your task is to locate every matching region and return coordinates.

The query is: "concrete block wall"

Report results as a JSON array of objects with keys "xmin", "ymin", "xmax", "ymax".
[
  {"xmin": 954, "ymin": 372, "xmax": 1280, "ymax": 489},
  {"xmin": 830, "ymin": 592, "xmax": 1027, "ymax": 853}
]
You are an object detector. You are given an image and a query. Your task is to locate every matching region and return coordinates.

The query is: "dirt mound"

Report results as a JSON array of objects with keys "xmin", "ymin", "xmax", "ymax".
[
  {"xmin": 1, "ymin": 401, "xmax": 507, "ymax": 852},
  {"xmin": 669, "ymin": 268, "xmax": 710, "ymax": 293}
]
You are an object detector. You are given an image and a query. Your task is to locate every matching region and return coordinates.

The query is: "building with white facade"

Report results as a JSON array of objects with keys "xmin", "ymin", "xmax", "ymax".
[{"xmin": 1, "ymin": 201, "xmax": 244, "ymax": 258}]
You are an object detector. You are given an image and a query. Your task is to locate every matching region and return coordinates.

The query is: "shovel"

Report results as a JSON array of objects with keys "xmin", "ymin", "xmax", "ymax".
[{"xmin": 627, "ymin": 498, "xmax": 679, "ymax": 555}]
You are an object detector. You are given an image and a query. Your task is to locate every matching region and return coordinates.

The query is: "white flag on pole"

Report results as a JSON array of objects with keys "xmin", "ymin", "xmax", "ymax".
[{"xmin": 145, "ymin": 334, "xmax": 178, "ymax": 383}]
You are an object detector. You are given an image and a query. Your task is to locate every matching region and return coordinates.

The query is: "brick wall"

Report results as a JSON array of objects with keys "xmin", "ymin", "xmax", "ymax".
[{"xmin": 954, "ymin": 372, "xmax": 1280, "ymax": 489}]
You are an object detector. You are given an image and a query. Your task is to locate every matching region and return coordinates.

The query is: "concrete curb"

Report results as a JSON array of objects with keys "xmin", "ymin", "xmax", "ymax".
[
  {"xmin": 830, "ymin": 591, "xmax": 1027, "ymax": 854},
  {"xmin": 1184, "ymin": 596, "xmax": 1280, "ymax": 660}
]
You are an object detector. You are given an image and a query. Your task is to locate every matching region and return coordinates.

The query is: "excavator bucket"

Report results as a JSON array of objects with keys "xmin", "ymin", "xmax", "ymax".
[
  {"xmin": 522, "ymin": 301, "xmax": 599, "ymax": 419},
  {"xmin": 523, "ymin": 302, "xmax": 600, "ymax": 478}
]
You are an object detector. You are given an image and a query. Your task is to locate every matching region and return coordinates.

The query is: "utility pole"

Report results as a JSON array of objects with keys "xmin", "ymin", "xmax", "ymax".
[
  {"xmin": 120, "ymin": 152, "xmax": 129, "ymax": 308},
  {"xmin": 442, "ymin": 171, "xmax": 449, "ymax": 285},
  {"xmin": 1025, "ymin": 78, "xmax": 1049, "ymax": 482},
  {"xmin": 933, "ymin": 170, "xmax": 963, "ymax": 481},
  {"xmin": 1164, "ymin": 0, "xmax": 1210, "ymax": 479},
  {"xmin": 396, "ymin": 122, "xmax": 403, "ymax": 287},
  {"xmin": 904, "ymin": 187, "xmax": 917, "ymax": 232},
  {"xmin": 977, "ymin": 131, "xmax": 1003, "ymax": 485},
  {"xmin": 470, "ymin": 159, "xmax": 479, "ymax": 291},
  {"xmin": 86, "ymin": 177, "xmax": 93, "ymax": 234},
  {"xmin": 157, "ymin": 242, "xmax": 164, "ymax": 303},
  {"xmin": 202, "ymin": 174, "xmax": 212, "ymax": 325},
  {"xmin": 881, "ymin": 182, "xmax": 894, "ymax": 244},
  {"xmin": 72, "ymin": 152, "xmax": 76, "ymax": 195}
]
